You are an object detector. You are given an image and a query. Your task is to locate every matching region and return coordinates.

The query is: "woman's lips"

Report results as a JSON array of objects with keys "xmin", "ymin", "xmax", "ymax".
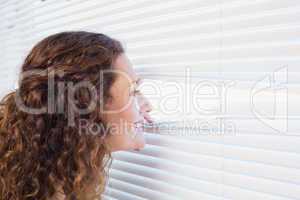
[
  {"xmin": 134, "ymin": 125, "xmax": 143, "ymax": 134},
  {"xmin": 134, "ymin": 114, "xmax": 155, "ymax": 134},
  {"xmin": 133, "ymin": 121, "xmax": 143, "ymax": 132},
  {"xmin": 143, "ymin": 112, "xmax": 153, "ymax": 123}
]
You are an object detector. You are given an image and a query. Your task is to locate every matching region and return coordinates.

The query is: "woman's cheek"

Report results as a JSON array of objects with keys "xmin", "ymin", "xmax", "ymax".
[
  {"xmin": 122, "ymin": 96, "xmax": 141, "ymax": 122},
  {"xmin": 104, "ymin": 95, "xmax": 143, "ymax": 151}
]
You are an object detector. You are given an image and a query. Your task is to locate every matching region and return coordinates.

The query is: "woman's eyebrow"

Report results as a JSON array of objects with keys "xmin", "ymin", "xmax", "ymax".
[{"xmin": 133, "ymin": 77, "xmax": 143, "ymax": 85}]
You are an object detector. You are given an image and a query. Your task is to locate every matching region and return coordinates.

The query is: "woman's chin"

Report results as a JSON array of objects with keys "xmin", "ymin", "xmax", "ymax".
[
  {"xmin": 108, "ymin": 127, "xmax": 146, "ymax": 152},
  {"xmin": 132, "ymin": 130, "xmax": 146, "ymax": 151}
]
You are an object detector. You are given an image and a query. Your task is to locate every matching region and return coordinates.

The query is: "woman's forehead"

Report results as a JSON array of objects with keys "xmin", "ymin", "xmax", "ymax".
[{"xmin": 113, "ymin": 53, "xmax": 138, "ymax": 83}]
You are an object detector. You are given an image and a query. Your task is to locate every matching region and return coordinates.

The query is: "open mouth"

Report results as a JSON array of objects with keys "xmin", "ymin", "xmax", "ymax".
[
  {"xmin": 133, "ymin": 120, "xmax": 144, "ymax": 131},
  {"xmin": 134, "ymin": 120, "xmax": 156, "ymax": 133}
]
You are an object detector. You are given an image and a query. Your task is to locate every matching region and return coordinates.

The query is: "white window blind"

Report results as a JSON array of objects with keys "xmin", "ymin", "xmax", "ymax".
[{"xmin": 1, "ymin": 0, "xmax": 300, "ymax": 200}]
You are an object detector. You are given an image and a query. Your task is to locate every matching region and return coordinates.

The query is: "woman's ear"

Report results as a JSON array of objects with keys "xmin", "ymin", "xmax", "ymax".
[
  {"xmin": 102, "ymin": 93, "xmax": 115, "ymax": 112},
  {"xmin": 105, "ymin": 95, "xmax": 114, "ymax": 106}
]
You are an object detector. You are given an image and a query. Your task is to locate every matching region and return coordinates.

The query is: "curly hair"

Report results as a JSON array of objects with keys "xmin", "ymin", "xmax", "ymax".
[{"xmin": 0, "ymin": 31, "xmax": 124, "ymax": 200}]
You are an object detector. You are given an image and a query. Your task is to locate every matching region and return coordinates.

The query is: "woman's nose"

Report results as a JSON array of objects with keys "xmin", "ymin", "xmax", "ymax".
[
  {"xmin": 137, "ymin": 94, "xmax": 153, "ymax": 122},
  {"xmin": 138, "ymin": 94, "xmax": 152, "ymax": 113}
]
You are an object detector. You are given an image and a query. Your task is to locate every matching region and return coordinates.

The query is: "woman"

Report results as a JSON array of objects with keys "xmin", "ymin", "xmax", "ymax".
[{"xmin": 0, "ymin": 31, "xmax": 153, "ymax": 200}]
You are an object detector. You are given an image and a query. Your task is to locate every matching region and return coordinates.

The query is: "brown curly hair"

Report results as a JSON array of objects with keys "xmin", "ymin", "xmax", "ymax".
[{"xmin": 0, "ymin": 31, "xmax": 124, "ymax": 200}]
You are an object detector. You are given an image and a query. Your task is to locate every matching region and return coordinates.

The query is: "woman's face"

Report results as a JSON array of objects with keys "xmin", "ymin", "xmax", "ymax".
[{"xmin": 102, "ymin": 53, "xmax": 153, "ymax": 152}]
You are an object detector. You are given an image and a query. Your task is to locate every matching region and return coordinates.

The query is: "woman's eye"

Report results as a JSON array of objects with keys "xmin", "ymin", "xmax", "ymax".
[
  {"xmin": 130, "ymin": 84, "xmax": 141, "ymax": 96},
  {"xmin": 133, "ymin": 89, "xmax": 141, "ymax": 95}
]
